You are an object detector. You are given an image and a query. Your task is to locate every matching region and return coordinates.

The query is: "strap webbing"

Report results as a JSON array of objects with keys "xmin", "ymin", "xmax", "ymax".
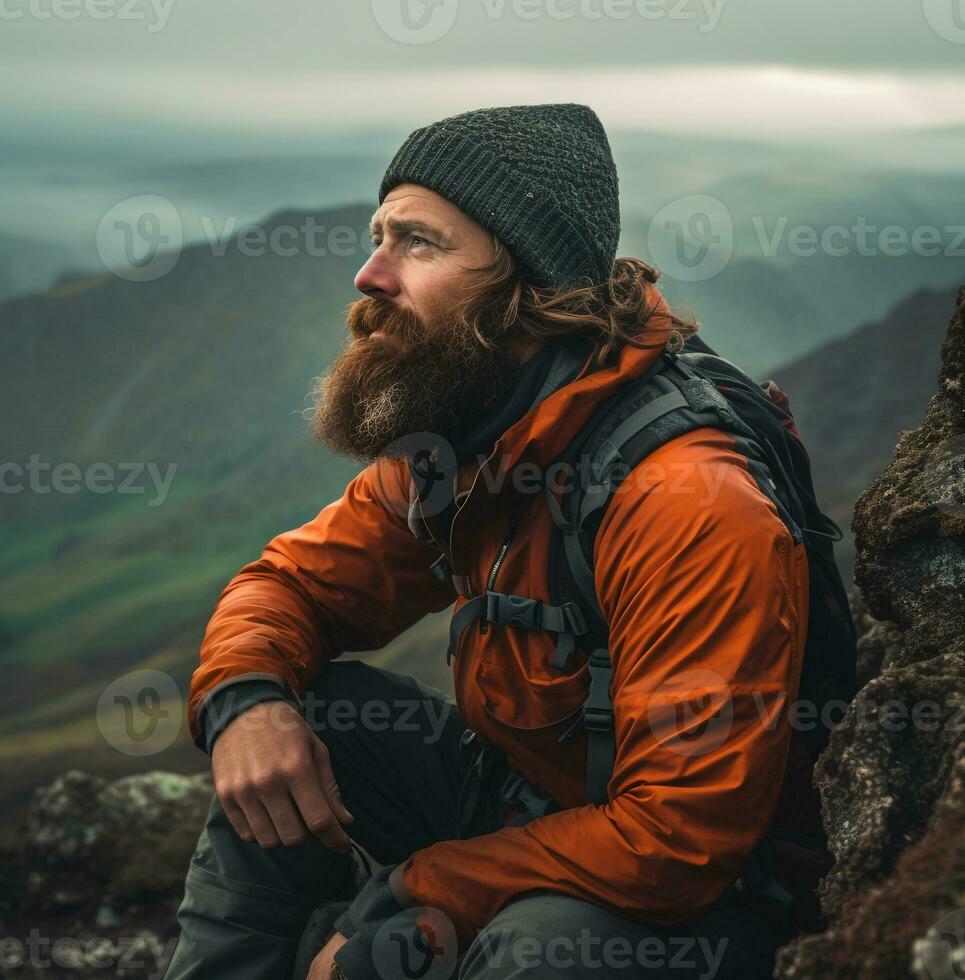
[
  {"xmin": 581, "ymin": 648, "xmax": 616, "ymax": 804},
  {"xmin": 594, "ymin": 385, "xmax": 688, "ymax": 478},
  {"xmin": 446, "ymin": 591, "xmax": 588, "ymax": 664}
]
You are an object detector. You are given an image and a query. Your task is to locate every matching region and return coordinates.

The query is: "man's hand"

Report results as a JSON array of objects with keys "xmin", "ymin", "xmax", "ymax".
[{"xmin": 212, "ymin": 701, "xmax": 354, "ymax": 851}]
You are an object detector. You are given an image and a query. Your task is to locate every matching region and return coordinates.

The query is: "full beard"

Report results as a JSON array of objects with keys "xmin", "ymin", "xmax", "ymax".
[{"xmin": 310, "ymin": 296, "xmax": 518, "ymax": 463}]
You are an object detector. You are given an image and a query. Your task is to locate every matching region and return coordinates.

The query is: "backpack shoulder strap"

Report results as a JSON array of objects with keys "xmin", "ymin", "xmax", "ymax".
[{"xmin": 548, "ymin": 347, "xmax": 825, "ymax": 804}]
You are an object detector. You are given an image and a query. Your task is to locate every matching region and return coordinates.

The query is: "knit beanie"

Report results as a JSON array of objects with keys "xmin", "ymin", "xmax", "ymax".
[{"xmin": 378, "ymin": 103, "xmax": 620, "ymax": 290}]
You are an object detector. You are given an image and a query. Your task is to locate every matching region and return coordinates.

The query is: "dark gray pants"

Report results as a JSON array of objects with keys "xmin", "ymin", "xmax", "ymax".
[{"xmin": 164, "ymin": 661, "xmax": 791, "ymax": 979}]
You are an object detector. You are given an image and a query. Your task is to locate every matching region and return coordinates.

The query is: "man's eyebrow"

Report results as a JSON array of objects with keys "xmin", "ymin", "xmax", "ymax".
[{"xmin": 368, "ymin": 215, "xmax": 451, "ymax": 242}]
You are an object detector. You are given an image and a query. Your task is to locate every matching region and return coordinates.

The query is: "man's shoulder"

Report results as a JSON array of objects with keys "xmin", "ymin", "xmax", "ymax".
[{"xmin": 594, "ymin": 424, "xmax": 793, "ymax": 551}]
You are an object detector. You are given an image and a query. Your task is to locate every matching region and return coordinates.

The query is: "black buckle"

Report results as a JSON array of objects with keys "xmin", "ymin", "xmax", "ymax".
[
  {"xmin": 500, "ymin": 772, "xmax": 527, "ymax": 805},
  {"xmin": 560, "ymin": 601, "xmax": 588, "ymax": 636},
  {"xmin": 500, "ymin": 772, "xmax": 556, "ymax": 822},
  {"xmin": 486, "ymin": 592, "xmax": 543, "ymax": 630},
  {"xmin": 582, "ymin": 649, "xmax": 613, "ymax": 734}
]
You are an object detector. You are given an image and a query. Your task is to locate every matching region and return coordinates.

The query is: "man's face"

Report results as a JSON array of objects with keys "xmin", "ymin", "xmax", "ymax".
[{"xmin": 311, "ymin": 184, "xmax": 538, "ymax": 462}]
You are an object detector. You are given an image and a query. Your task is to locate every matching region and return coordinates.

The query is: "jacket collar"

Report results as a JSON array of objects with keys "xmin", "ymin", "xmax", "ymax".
[
  {"xmin": 480, "ymin": 281, "xmax": 675, "ymax": 482},
  {"xmin": 407, "ymin": 281, "xmax": 675, "ymax": 557}
]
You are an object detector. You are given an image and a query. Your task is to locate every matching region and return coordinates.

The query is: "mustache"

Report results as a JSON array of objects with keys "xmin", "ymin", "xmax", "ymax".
[{"xmin": 346, "ymin": 297, "xmax": 427, "ymax": 348}]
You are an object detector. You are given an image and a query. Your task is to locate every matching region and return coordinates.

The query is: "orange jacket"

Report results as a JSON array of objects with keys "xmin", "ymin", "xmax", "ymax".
[{"xmin": 188, "ymin": 282, "xmax": 812, "ymax": 943}]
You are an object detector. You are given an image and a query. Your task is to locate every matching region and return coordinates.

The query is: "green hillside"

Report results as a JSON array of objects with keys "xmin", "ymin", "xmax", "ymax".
[
  {"xmin": 0, "ymin": 203, "xmax": 452, "ymax": 830},
  {"xmin": 1, "ymin": 199, "xmax": 955, "ymax": 835}
]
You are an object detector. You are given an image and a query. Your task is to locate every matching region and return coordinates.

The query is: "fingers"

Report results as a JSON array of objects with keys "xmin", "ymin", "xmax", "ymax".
[
  {"xmin": 220, "ymin": 793, "xmax": 257, "ymax": 844},
  {"xmin": 217, "ymin": 743, "xmax": 355, "ymax": 850},
  {"xmin": 219, "ymin": 780, "xmax": 285, "ymax": 849},
  {"xmin": 242, "ymin": 797, "xmax": 284, "ymax": 849},
  {"xmin": 288, "ymin": 773, "xmax": 353, "ymax": 853},
  {"xmin": 282, "ymin": 738, "xmax": 354, "ymax": 852},
  {"xmin": 311, "ymin": 737, "xmax": 355, "ymax": 826}
]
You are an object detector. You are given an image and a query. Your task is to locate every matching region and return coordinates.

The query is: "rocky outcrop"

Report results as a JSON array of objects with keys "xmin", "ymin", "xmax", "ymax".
[
  {"xmin": 776, "ymin": 286, "xmax": 965, "ymax": 979},
  {"xmin": 0, "ymin": 771, "xmax": 213, "ymax": 979},
  {"xmin": 23, "ymin": 769, "xmax": 213, "ymax": 910}
]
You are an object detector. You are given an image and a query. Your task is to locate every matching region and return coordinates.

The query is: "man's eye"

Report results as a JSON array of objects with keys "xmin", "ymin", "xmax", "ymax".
[{"xmin": 408, "ymin": 235, "xmax": 432, "ymax": 249}]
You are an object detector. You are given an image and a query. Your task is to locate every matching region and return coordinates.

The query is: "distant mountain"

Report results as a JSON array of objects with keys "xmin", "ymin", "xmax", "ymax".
[
  {"xmin": 620, "ymin": 165, "xmax": 965, "ymax": 374},
  {"xmin": 0, "ymin": 233, "xmax": 85, "ymax": 303},
  {"xmin": 656, "ymin": 256, "xmax": 829, "ymax": 374},
  {"xmin": 0, "ymin": 203, "xmax": 380, "ymax": 822},
  {"xmin": 763, "ymin": 285, "xmax": 959, "ymax": 587}
]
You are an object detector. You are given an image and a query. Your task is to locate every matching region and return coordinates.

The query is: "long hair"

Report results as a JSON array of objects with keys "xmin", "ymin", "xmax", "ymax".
[{"xmin": 444, "ymin": 238, "xmax": 701, "ymax": 370}]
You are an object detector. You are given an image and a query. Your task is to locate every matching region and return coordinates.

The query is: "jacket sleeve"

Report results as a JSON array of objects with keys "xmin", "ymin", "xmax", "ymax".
[
  {"xmin": 186, "ymin": 457, "xmax": 456, "ymax": 746},
  {"xmin": 392, "ymin": 429, "xmax": 810, "ymax": 948}
]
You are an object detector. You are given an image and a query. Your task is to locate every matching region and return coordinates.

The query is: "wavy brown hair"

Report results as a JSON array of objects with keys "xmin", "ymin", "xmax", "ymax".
[{"xmin": 444, "ymin": 237, "xmax": 701, "ymax": 370}]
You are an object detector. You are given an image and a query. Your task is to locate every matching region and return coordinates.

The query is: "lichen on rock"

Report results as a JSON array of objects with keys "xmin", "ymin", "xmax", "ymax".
[{"xmin": 776, "ymin": 286, "xmax": 965, "ymax": 979}]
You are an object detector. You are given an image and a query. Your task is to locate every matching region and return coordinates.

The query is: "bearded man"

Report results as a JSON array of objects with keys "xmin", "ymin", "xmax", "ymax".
[{"xmin": 164, "ymin": 104, "xmax": 828, "ymax": 980}]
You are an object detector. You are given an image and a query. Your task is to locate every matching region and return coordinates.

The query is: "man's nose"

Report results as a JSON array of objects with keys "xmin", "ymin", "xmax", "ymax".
[{"xmin": 354, "ymin": 250, "xmax": 401, "ymax": 299}]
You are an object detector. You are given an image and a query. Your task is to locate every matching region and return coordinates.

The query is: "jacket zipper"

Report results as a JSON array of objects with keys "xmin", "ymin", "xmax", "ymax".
[{"xmin": 479, "ymin": 517, "xmax": 518, "ymax": 635}]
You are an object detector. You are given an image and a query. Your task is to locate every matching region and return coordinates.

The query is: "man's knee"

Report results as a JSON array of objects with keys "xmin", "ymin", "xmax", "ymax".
[
  {"xmin": 459, "ymin": 894, "xmax": 599, "ymax": 979},
  {"xmin": 459, "ymin": 890, "xmax": 767, "ymax": 980}
]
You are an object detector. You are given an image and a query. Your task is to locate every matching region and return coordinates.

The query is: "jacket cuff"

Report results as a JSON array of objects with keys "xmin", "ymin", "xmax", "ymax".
[
  {"xmin": 331, "ymin": 865, "xmax": 403, "ymax": 972},
  {"xmin": 201, "ymin": 679, "xmax": 297, "ymax": 755}
]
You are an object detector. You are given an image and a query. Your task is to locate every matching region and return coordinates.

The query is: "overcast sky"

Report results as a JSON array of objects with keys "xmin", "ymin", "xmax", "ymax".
[{"xmin": 3, "ymin": 0, "xmax": 965, "ymax": 150}]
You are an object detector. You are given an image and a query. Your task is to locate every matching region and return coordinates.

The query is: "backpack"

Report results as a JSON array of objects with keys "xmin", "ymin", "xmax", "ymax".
[{"xmin": 446, "ymin": 332, "xmax": 858, "ymax": 808}]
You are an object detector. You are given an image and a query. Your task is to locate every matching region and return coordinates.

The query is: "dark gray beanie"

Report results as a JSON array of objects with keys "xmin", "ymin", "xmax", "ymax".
[{"xmin": 378, "ymin": 103, "xmax": 620, "ymax": 290}]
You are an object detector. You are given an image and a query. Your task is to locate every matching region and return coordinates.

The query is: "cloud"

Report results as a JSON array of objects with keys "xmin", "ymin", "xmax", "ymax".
[{"xmin": 4, "ymin": 64, "xmax": 965, "ymax": 142}]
